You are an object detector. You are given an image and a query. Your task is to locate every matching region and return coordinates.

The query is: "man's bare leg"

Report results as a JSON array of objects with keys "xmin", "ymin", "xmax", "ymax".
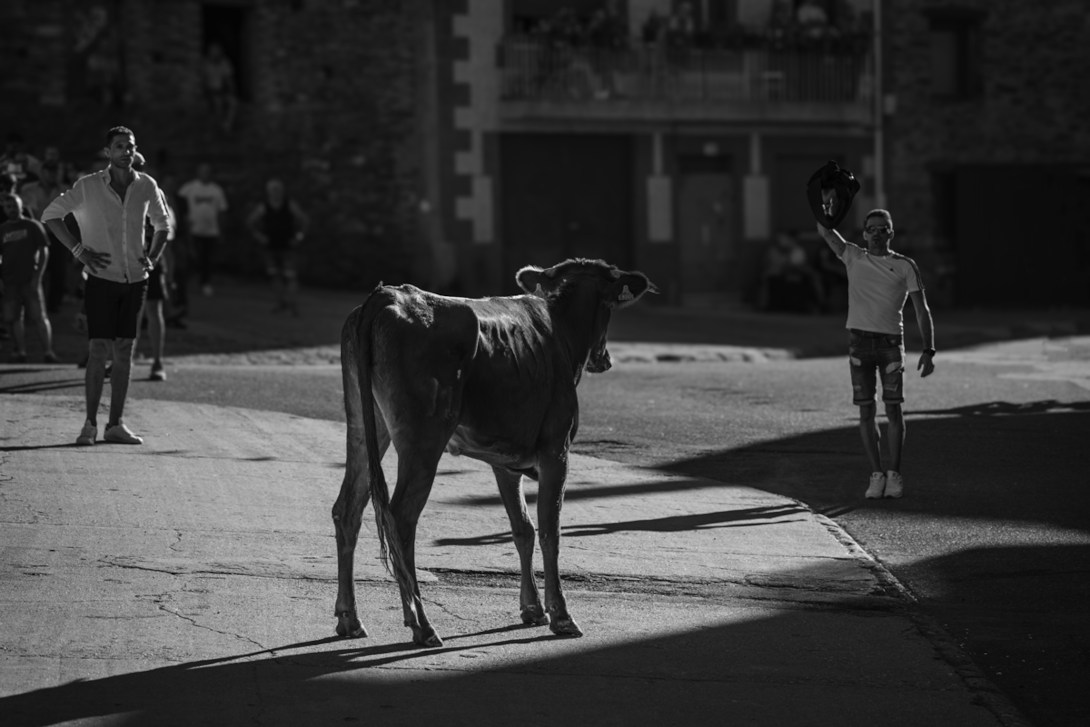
[
  {"xmin": 107, "ymin": 338, "xmax": 137, "ymax": 427},
  {"xmin": 858, "ymin": 402, "xmax": 883, "ymax": 472},
  {"xmin": 85, "ymin": 338, "xmax": 111, "ymax": 425}
]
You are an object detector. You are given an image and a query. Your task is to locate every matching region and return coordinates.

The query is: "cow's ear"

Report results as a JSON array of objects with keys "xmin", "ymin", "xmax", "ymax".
[
  {"xmin": 516, "ymin": 265, "xmax": 549, "ymax": 296},
  {"xmin": 606, "ymin": 272, "xmax": 658, "ymax": 309}
]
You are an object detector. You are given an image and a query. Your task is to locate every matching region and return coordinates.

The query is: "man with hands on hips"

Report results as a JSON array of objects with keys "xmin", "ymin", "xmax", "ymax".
[
  {"xmin": 817, "ymin": 209, "xmax": 935, "ymax": 499},
  {"xmin": 41, "ymin": 126, "xmax": 172, "ymax": 446}
]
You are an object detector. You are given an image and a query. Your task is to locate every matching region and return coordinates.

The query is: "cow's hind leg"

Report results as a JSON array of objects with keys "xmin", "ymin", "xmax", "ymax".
[
  {"xmin": 332, "ymin": 414, "xmax": 390, "ymax": 638},
  {"xmin": 538, "ymin": 455, "xmax": 583, "ymax": 637},
  {"xmin": 391, "ymin": 451, "xmax": 445, "ymax": 647},
  {"xmin": 492, "ymin": 467, "xmax": 547, "ymax": 626}
]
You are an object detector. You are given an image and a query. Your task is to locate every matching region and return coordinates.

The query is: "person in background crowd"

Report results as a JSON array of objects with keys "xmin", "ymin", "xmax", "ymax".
[
  {"xmin": 41, "ymin": 126, "xmax": 172, "ymax": 446},
  {"xmin": 177, "ymin": 161, "xmax": 228, "ymax": 297},
  {"xmin": 202, "ymin": 43, "xmax": 238, "ymax": 132},
  {"xmin": 246, "ymin": 177, "xmax": 309, "ymax": 315},
  {"xmin": 0, "ymin": 132, "xmax": 42, "ymax": 190},
  {"xmin": 132, "ymin": 152, "xmax": 176, "ymax": 381},
  {"xmin": 1, "ymin": 193, "xmax": 57, "ymax": 363},
  {"xmin": 19, "ymin": 161, "xmax": 71, "ymax": 313},
  {"xmin": 757, "ymin": 230, "xmax": 824, "ymax": 313},
  {"xmin": 42, "ymin": 145, "xmax": 80, "ymax": 186}
]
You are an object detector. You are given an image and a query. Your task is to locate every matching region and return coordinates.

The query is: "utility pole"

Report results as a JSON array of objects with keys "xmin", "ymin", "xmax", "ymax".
[{"xmin": 874, "ymin": 0, "xmax": 886, "ymax": 208}]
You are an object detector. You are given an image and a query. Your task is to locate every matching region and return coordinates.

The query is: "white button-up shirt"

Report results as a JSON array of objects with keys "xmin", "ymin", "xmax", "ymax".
[{"xmin": 41, "ymin": 167, "xmax": 173, "ymax": 284}]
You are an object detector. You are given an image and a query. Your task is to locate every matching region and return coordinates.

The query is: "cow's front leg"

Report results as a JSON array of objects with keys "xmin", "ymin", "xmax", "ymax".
[
  {"xmin": 493, "ymin": 467, "xmax": 547, "ymax": 626},
  {"xmin": 537, "ymin": 455, "xmax": 582, "ymax": 637}
]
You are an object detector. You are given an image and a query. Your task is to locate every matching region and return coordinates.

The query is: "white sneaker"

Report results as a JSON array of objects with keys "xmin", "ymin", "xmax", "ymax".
[
  {"xmin": 865, "ymin": 472, "xmax": 886, "ymax": 499},
  {"xmin": 884, "ymin": 470, "xmax": 904, "ymax": 498},
  {"xmin": 104, "ymin": 422, "xmax": 144, "ymax": 445},
  {"xmin": 76, "ymin": 420, "xmax": 97, "ymax": 446}
]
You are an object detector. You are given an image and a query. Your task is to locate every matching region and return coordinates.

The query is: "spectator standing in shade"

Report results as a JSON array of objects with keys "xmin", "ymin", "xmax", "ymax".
[
  {"xmin": 0, "ymin": 132, "xmax": 42, "ymax": 190},
  {"xmin": 41, "ymin": 125, "xmax": 172, "ymax": 446},
  {"xmin": 1, "ymin": 193, "xmax": 57, "ymax": 362},
  {"xmin": 177, "ymin": 162, "xmax": 228, "ymax": 297},
  {"xmin": 19, "ymin": 161, "xmax": 71, "ymax": 313},
  {"xmin": 133, "ymin": 152, "xmax": 176, "ymax": 381},
  {"xmin": 203, "ymin": 43, "xmax": 238, "ymax": 132},
  {"xmin": 246, "ymin": 177, "xmax": 309, "ymax": 315}
]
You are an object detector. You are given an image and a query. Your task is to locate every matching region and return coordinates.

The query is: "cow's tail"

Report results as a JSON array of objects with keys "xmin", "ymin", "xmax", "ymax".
[{"xmin": 344, "ymin": 288, "xmax": 410, "ymax": 582}]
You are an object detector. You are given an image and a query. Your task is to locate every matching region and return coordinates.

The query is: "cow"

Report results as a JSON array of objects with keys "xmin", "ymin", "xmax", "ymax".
[{"xmin": 331, "ymin": 258, "xmax": 657, "ymax": 647}]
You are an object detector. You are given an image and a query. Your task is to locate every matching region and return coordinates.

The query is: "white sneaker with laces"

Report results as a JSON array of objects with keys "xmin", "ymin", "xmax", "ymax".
[
  {"xmin": 104, "ymin": 422, "xmax": 144, "ymax": 445},
  {"xmin": 76, "ymin": 420, "xmax": 97, "ymax": 446},
  {"xmin": 865, "ymin": 472, "xmax": 886, "ymax": 499},
  {"xmin": 884, "ymin": 470, "xmax": 904, "ymax": 498}
]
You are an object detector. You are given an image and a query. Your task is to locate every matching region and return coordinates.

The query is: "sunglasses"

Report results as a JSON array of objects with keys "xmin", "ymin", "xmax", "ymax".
[{"xmin": 864, "ymin": 225, "xmax": 892, "ymax": 234}]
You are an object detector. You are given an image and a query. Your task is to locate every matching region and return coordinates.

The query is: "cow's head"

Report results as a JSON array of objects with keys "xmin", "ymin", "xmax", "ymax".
[{"xmin": 516, "ymin": 259, "xmax": 658, "ymax": 374}]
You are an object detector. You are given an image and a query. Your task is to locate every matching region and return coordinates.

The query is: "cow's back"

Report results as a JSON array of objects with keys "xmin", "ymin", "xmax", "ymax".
[{"xmin": 365, "ymin": 285, "xmax": 480, "ymax": 426}]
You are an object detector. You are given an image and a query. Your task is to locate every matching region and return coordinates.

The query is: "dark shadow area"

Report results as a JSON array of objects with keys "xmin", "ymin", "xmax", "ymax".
[
  {"xmin": 648, "ymin": 400, "xmax": 1090, "ymax": 727},
  {"xmin": 436, "ymin": 504, "xmax": 808, "ymax": 546},
  {"xmin": 0, "ymin": 557, "xmax": 1022, "ymax": 727},
  {"xmin": 915, "ymin": 543, "xmax": 1090, "ymax": 727},
  {"xmin": 657, "ymin": 400, "xmax": 1090, "ymax": 530},
  {"xmin": 0, "ymin": 443, "xmax": 87, "ymax": 452},
  {"xmin": 0, "ymin": 379, "xmax": 84, "ymax": 394},
  {"xmin": 452, "ymin": 474, "xmax": 734, "ymax": 508}
]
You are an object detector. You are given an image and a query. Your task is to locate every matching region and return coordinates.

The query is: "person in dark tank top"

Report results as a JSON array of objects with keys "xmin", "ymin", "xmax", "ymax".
[{"xmin": 246, "ymin": 177, "xmax": 310, "ymax": 315}]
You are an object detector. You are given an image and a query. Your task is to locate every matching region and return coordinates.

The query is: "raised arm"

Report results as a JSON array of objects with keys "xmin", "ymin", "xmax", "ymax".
[{"xmin": 816, "ymin": 221, "xmax": 847, "ymax": 259}]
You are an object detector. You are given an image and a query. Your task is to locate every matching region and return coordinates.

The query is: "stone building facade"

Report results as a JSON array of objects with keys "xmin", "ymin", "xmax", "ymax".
[
  {"xmin": 882, "ymin": 0, "xmax": 1090, "ymax": 305},
  {"xmin": 3, "ymin": 0, "xmax": 1088, "ymax": 305},
  {"xmin": 0, "ymin": 0, "xmax": 431, "ymax": 291}
]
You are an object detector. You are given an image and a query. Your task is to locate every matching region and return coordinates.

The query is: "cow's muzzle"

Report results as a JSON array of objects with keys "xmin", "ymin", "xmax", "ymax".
[{"xmin": 586, "ymin": 348, "xmax": 612, "ymax": 374}]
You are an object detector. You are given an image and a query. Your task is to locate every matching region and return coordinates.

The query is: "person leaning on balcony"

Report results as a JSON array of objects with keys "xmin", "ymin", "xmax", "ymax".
[
  {"xmin": 817, "ymin": 210, "xmax": 936, "ymax": 500},
  {"xmin": 41, "ymin": 125, "xmax": 173, "ymax": 446}
]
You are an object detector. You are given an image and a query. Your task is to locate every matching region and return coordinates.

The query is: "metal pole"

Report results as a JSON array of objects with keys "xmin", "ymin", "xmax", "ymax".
[{"xmin": 874, "ymin": 0, "xmax": 886, "ymax": 209}]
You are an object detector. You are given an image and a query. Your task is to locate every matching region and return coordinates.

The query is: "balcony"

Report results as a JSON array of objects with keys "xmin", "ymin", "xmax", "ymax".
[{"xmin": 497, "ymin": 36, "xmax": 875, "ymax": 127}]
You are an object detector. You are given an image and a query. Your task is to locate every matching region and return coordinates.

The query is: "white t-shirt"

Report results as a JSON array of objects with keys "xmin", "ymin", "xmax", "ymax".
[
  {"xmin": 839, "ymin": 243, "xmax": 923, "ymax": 335},
  {"xmin": 177, "ymin": 179, "xmax": 228, "ymax": 237}
]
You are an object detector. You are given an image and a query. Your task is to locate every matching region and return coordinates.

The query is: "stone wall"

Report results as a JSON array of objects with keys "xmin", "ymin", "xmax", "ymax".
[
  {"xmin": 1, "ymin": 0, "xmax": 430, "ymax": 292},
  {"xmin": 884, "ymin": 0, "xmax": 1090, "ymax": 245}
]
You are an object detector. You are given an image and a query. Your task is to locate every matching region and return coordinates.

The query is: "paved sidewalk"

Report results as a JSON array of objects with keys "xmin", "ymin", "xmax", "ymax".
[{"xmin": 0, "ymin": 394, "xmax": 1027, "ymax": 726}]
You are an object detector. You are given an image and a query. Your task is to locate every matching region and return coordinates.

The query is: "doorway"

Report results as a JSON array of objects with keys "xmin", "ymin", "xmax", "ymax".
[{"xmin": 677, "ymin": 155, "xmax": 738, "ymax": 301}]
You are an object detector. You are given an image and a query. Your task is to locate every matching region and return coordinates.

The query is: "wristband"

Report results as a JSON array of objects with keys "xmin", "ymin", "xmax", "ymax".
[
  {"xmin": 922, "ymin": 348, "xmax": 936, "ymax": 357},
  {"xmin": 71, "ymin": 243, "xmax": 85, "ymax": 258}
]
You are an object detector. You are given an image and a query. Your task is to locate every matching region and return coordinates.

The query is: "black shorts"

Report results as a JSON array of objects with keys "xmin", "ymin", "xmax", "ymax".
[
  {"xmin": 146, "ymin": 265, "xmax": 167, "ymax": 301},
  {"xmin": 85, "ymin": 275, "xmax": 148, "ymax": 339}
]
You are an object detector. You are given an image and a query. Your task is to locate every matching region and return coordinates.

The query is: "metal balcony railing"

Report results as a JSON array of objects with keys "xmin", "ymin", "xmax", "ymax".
[{"xmin": 498, "ymin": 37, "xmax": 874, "ymax": 113}]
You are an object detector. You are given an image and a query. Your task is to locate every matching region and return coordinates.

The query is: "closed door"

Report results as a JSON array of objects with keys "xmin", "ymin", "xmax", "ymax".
[{"xmin": 678, "ymin": 172, "xmax": 737, "ymax": 294}]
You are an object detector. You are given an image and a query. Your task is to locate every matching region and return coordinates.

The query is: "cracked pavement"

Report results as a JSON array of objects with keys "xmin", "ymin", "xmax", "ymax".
[{"xmin": 0, "ymin": 394, "xmax": 1027, "ymax": 726}]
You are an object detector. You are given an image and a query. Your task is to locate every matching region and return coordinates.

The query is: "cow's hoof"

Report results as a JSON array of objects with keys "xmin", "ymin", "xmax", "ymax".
[
  {"xmin": 335, "ymin": 612, "xmax": 367, "ymax": 639},
  {"xmin": 521, "ymin": 606, "xmax": 549, "ymax": 627},
  {"xmin": 412, "ymin": 626, "xmax": 444, "ymax": 648},
  {"xmin": 550, "ymin": 617, "xmax": 583, "ymax": 637}
]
